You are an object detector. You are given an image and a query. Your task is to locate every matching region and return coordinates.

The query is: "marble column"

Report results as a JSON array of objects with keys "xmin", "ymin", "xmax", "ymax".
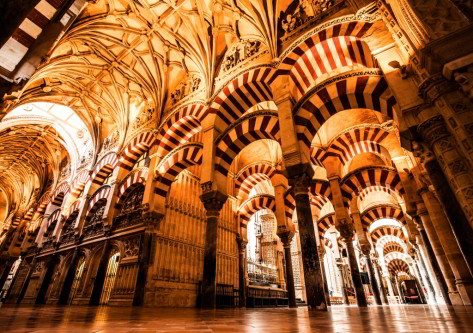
[
  {"xmin": 291, "ymin": 174, "xmax": 327, "ymax": 310},
  {"xmin": 414, "ymin": 247, "xmax": 436, "ymax": 304},
  {"xmin": 58, "ymin": 248, "xmax": 80, "ymax": 305},
  {"xmin": 237, "ymin": 236, "xmax": 248, "ymax": 308},
  {"xmin": 279, "ymin": 231, "xmax": 297, "ymax": 308},
  {"xmin": 417, "ymin": 192, "xmax": 472, "ymax": 304},
  {"xmin": 410, "ymin": 261, "xmax": 427, "ymax": 304},
  {"xmin": 384, "ymin": 273, "xmax": 394, "ymax": 298},
  {"xmin": 200, "ymin": 196, "xmax": 225, "ymax": 308},
  {"xmin": 337, "ymin": 260, "xmax": 350, "ymax": 305},
  {"xmin": 89, "ymin": 240, "xmax": 110, "ymax": 305},
  {"xmin": 417, "ymin": 116, "xmax": 473, "ymax": 274},
  {"xmin": 319, "ymin": 247, "xmax": 331, "ymax": 307},
  {"xmin": 339, "ymin": 222, "xmax": 367, "ymax": 307},
  {"xmin": 374, "ymin": 261, "xmax": 388, "ymax": 304},
  {"xmin": 414, "ymin": 213, "xmax": 457, "ymax": 304},
  {"xmin": 362, "ymin": 247, "xmax": 382, "ymax": 305}
]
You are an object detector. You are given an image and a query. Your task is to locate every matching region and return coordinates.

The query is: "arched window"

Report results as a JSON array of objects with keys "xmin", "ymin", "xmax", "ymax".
[
  {"xmin": 61, "ymin": 211, "xmax": 79, "ymax": 244},
  {"xmin": 69, "ymin": 256, "xmax": 86, "ymax": 304}
]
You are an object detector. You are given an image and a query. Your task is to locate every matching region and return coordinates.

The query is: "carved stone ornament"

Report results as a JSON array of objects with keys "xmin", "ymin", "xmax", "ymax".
[
  {"xmin": 123, "ymin": 236, "xmax": 141, "ymax": 258},
  {"xmin": 454, "ymin": 66, "xmax": 473, "ymax": 101},
  {"xmin": 222, "ymin": 39, "xmax": 262, "ymax": 73},
  {"xmin": 291, "ymin": 173, "xmax": 310, "ymax": 196},
  {"xmin": 337, "ymin": 218, "xmax": 354, "ymax": 240},
  {"xmin": 202, "ymin": 197, "xmax": 225, "ymax": 217},
  {"xmin": 277, "ymin": 230, "xmax": 295, "ymax": 247},
  {"xmin": 279, "ymin": 0, "xmax": 336, "ymax": 38},
  {"xmin": 102, "ymin": 129, "xmax": 119, "ymax": 152},
  {"xmin": 171, "ymin": 74, "xmax": 202, "ymax": 105},
  {"xmin": 200, "ymin": 181, "xmax": 213, "ymax": 194},
  {"xmin": 417, "ymin": 115, "xmax": 450, "ymax": 146},
  {"xmin": 132, "ymin": 106, "xmax": 153, "ymax": 130}
]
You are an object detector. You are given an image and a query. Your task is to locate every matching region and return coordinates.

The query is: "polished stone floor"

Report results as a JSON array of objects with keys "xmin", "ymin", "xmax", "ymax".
[{"xmin": 0, "ymin": 304, "xmax": 472, "ymax": 333}]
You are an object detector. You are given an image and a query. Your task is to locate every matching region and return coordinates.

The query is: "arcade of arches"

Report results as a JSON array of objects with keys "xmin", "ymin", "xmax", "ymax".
[{"xmin": 1, "ymin": 0, "xmax": 473, "ymax": 324}]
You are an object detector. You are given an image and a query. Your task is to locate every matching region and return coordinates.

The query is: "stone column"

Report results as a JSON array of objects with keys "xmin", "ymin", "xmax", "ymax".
[
  {"xmin": 417, "ymin": 185, "xmax": 473, "ymax": 305},
  {"xmin": 237, "ymin": 236, "xmax": 248, "ymax": 308},
  {"xmin": 339, "ymin": 222, "xmax": 367, "ymax": 307},
  {"xmin": 279, "ymin": 231, "xmax": 297, "ymax": 308},
  {"xmin": 417, "ymin": 116, "xmax": 473, "ymax": 273},
  {"xmin": 414, "ymin": 247, "xmax": 436, "ymax": 304},
  {"xmin": 290, "ymin": 174, "xmax": 327, "ymax": 310},
  {"xmin": 413, "ymin": 214, "xmax": 454, "ymax": 304},
  {"xmin": 409, "ymin": 261, "xmax": 427, "ymax": 304},
  {"xmin": 200, "ymin": 195, "xmax": 225, "ymax": 308},
  {"xmin": 89, "ymin": 240, "xmax": 110, "ymax": 305},
  {"xmin": 318, "ymin": 246, "xmax": 331, "ymax": 307},
  {"xmin": 361, "ymin": 247, "xmax": 382, "ymax": 305},
  {"xmin": 374, "ymin": 260, "xmax": 388, "ymax": 304},
  {"xmin": 384, "ymin": 273, "xmax": 394, "ymax": 297},
  {"xmin": 336, "ymin": 260, "xmax": 350, "ymax": 305}
]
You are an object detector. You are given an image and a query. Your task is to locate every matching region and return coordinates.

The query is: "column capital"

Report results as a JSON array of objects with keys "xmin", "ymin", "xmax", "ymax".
[
  {"xmin": 236, "ymin": 235, "xmax": 248, "ymax": 253},
  {"xmin": 200, "ymin": 192, "xmax": 226, "ymax": 217},
  {"xmin": 360, "ymin": 244, "xmax": 371, "ymax": 257},
  {"xmin": 338, "ymin": 219, "xmax": 354, "ymax": 240},
  {"xmin": 417, "ymin": 115, "xmax": 450, "ymax": 146},
  {"xmin": 285, "ymin": 163, "xmax": 314, "ymax": 192},
  {"xmin": 277, "ymin": 230, "xmax": 294, "ymax": 248}
]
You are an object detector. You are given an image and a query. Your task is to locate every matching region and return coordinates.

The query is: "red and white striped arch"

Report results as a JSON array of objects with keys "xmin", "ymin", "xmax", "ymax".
[
  {"xmin": 385, "ymin": 251, "xmax": 412, "ymax": 265},
  {"xmin": 51, "ymin": 181, "xmax": 70, "ymax": 206},
  {"xmin": 66, "ymin": 199, "xmax": 82, "ymax": 219},
  {"xmin": 235, "ymin": 163, "xmax": 280, "ymax": 197},
  {"xmin": 86, "ymin": 185, "xmax": 111, "ymax": 217},
  {"xmin": 239, "ymin": 194, "xmax": 276, "ymax": 223},
  {"xmin": 370, "ymin": 226, "xmax": 406, "ymax": 246},
  {"xmin": 317, "ymin": 213, "xmax": 336, "ymax": 237},
  {"xmin": 70, "ymin": 170, "xmax": 90, "ymax": 198},
  {"xmin": 387, "ymin": 258, "xmax": 410, "ymax": 276},
  {"xmin": 155, "ymin": 143, "xmax": 203, "ymax": 198},
  {"xmin": 279, "ymin": 21, "xmax": 376, "ymax": 100},
  {"xmin": 384, "ymin": 242, "xmax": 405, "ymax": 256},
  {"xmin": 91, "ymin": 152, "xmax": 118, "ymax": 186},
  {"xmin": 310, "ymin": 126, "xmax": 390, "ymax": 167},
  {"xmin": 117, "ymin": 169, "xmax": 148, "ymax": 204},
  {"xmin": 118, "ymin": 131, "xmax": 157, "ymax": 171},
  {"xmin": 210, "ymin": 67, "xmax": 275, "ymax": 129},
  {"xmin": 376, "ymin": 235, "xmax": 408, "ymax": 254},
  {"xmin": 0, "ymin": 0, "xmax": 69, "ymax": 75},
  {"xmin": 361, "ymin": 204, "xmax": 406, "ymax": 232},
  {"xmin": 340, "ymin": 167, "xmax": 404, "ymax": 206},
  {"xmin": 359, "ymin": 186, "xmax": 399, "ymax": 202},
  {"xmin": 156, "ymin": 103, "xmax": 207, "ymax": 157},
  {"xmin": 47, "ymin": 208, "xmax": 61, "ymax": 226},
  {"xmin": 215, "ymin": 114, "xmax": 280, "ymax": 177},
  {"xmin": 35, "ymin": 190, "xmax": 52, "ymax": 215},
  {"xmin": 295, "ymin": 73, "xmax": 397, "ymax": 149}
]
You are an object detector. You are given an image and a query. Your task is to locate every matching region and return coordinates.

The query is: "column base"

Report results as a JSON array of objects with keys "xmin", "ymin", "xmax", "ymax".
[
  {"xmin": 448, "ymin": 291, "xmax": 464, "ymax": 305},
  {"xmin": 456, "ymin": 279, "xmax": 473, "ymax": 305}
]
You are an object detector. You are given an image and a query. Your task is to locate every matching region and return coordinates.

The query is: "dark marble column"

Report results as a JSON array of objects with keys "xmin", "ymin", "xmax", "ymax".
[
  {"xmin": 336, "ymin": 260, "xmax": 350, "ymax": 305},
  {"xmin": 374, "ymin": 260, "xmax": 388, "ymax": 304},
  {"xmin": 362, "ymin": 248, "xmax": 382, "ymax": 305},
  {"xmin": 291, "ymin": 174, "xmax": 327, "ymax": 310},
  {"xmin": 237, "ymin": 236, "xmax": 248, "ymax": 308},
  {"xmin": 16, "ymin": 257, "xmax": 36, "ymax": 304},
  {"xmin": 279, "ymin": 231, "xmax": 297, "ymax": 308},
  {"xmin": 0, "ymin": 259, "xmax": 13, "ymax": 292},
  {"xmin": 133, "ymin": 232, "xmax": 155, "ymax": 306},
  {"xmin": 89, "ymin": 240, "xmax": 110, "ymax": 305},
  {"xmin": 200, "ymin": 195, "xmax": 225, "ymax": 309},
  {"xmin": 413, "ymin": 215, "xmax": 452, "ymax": 304},
  {"xmin": 58, "ymin": 249, "xmax": 80, "ymax": 305},
  {"xmin": 339, "ymin": 222, "xmax": 367, "ymax": 307}
]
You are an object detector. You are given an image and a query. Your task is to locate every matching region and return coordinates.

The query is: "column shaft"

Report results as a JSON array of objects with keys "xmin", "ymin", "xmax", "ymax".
[
  {"xmin": 363, "ymin": 251, "xmax": 382, "ymax": 305},
  {"xmin": 283, "ymin": 243, "xmax": 297, "ymax": 307},
  {"xmin": 293, "ymin": 179, "xmax": 327, "ymax": 310},
  {"xmin": 375, "ymin": 262, "xmax": 388, "ymax": 304},
  {"xmin": 89, "ymin": 240, "xmax": 110, "ymax": 305}
]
